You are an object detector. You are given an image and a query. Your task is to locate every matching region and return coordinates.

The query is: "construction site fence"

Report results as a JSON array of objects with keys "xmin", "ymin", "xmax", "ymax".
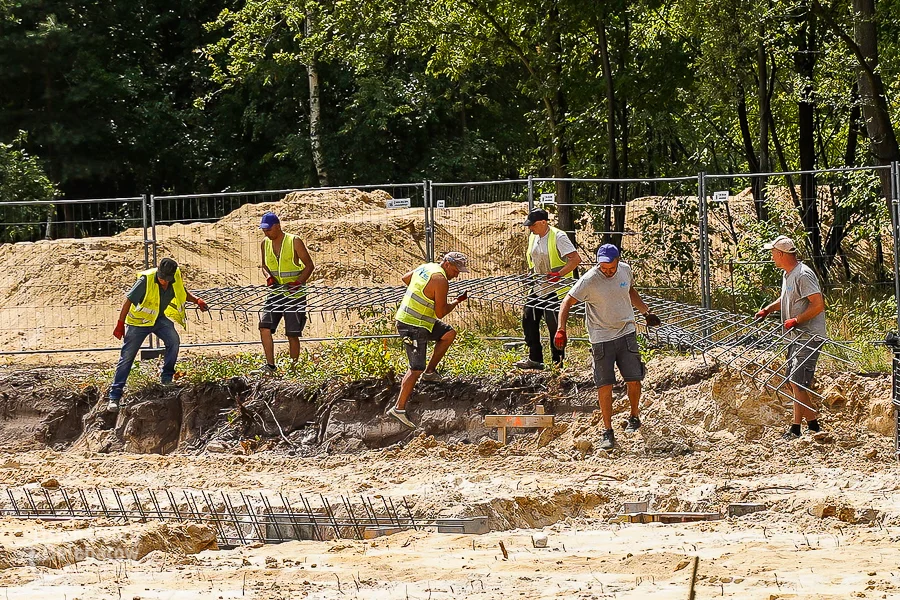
[{"xmin": 1, "ymin": 164, "xmax": 899, "ymax": 355}]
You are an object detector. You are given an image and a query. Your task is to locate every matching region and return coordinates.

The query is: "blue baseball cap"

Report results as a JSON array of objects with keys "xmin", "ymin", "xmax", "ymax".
[
  {"xmin": 259, "ymin": 212, "xmax": 280, "ymax": 230},
  {"xmin": 596, "ymin": 244, "xmax": 620, "ymax": 264}
]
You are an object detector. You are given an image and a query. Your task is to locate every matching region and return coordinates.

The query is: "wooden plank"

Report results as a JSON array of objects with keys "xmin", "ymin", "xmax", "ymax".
[{"xmin": 484, "ymin": 415, "xmax": 555, "ymax": 428}]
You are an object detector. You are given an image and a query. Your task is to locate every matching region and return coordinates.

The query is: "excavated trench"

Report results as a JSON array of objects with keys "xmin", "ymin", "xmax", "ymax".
[{"xmin": 0, "ymin": 368, "xmax": 599, "ymax": 456}]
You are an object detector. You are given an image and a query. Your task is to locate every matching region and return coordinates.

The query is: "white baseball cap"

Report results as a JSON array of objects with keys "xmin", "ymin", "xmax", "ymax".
[{"xmin": 763, "ymin": 235, "xmax": 797, "ymax": 253}]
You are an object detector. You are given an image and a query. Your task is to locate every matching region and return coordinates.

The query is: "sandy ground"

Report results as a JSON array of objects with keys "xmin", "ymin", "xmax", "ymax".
[{"xmin": 0, "ymin": 407, "xmax": 896, "ymax": 599}]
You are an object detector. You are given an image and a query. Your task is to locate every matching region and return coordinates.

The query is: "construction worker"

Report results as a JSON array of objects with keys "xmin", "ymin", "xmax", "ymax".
[
  {"xmin": 555, "ymin": 244, "xmax": 661, "ymax": 450},
  {"xmin": 258, "ymin": 212, "xmax": 315, "ymax": 374},
  {"xmin": 107, "ymin": 258, "xmax": 208, "ymax": 412},
  {"xmin": 516, "ymin": 208, "xmax": 581, "ymax": 370},
  {"xmin": 388, "ymin": 252, "xmax": 469, "ymax": 429},
  {"xmin": 755, "ymin": 235, "xmax": 826, "ymax": 439}
]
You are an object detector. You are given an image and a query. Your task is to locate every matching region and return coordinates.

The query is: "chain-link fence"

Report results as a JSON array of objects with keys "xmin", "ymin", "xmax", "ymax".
[
  {"xmin": 1, "ymin": 165, "xmax": 899, "ymax": 355},
  {"xmin": 0, "ymin": 197, "xmax": 147, "ymax": 354}
]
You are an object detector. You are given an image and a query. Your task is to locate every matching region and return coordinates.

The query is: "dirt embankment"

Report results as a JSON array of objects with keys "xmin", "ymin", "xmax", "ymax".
[{"xmin": 0, "ymin": 356, "xmax": 892, "ymax": 461}]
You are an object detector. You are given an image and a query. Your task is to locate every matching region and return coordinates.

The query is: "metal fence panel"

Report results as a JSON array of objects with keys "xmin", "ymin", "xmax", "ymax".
[
  {"xmin": 705, "ymin": 166, "xmax": 892, "ymax": 314},
  {"xmin": 0, "ymin": 197, "xmax": 146, "ymax": 353},
  {"xmin": 151, "ymin": 184, "xmax": 427, "ymax": 346}
]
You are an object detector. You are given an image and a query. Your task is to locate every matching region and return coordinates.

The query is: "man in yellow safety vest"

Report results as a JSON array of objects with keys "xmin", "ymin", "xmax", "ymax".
[
  {"xmin": 387, "ymin": 252, "xmax": 469, "ymax": 429},
  {"xmin": 517, "ymin": 209, "xmax": 581, "ymax": 370},
  {"xmin": 258, "ymin": 212, "xmax": 315, "ymax": 374},
  {"xmin": 107, "ymin": 258, "xmax": 208, "ymax": 412}
]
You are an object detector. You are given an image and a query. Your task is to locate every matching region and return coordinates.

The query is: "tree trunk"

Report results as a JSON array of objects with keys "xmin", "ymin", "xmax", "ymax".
[
  {"xmin": 852, "ymin": 0, "xmax": 899, "ymax": 203},
  {"xmin": 306, "ymin": 16, "xmax": 329, "ymax": 187},
  {"xmin": 753, "ymin": 39, "xmax": 770, "ymax": 221},
  {"xmin": 598, "ymin": 20, "xmax": 621, "ymax": 246},
  {"xmin": 823, "ymin": 83, "xmax": 861, "ymax": 272},
  {"xmin": 548, "ymin": 2, "xmax": 573, "ymax": 242},
  {"xmin": 796, "ymin": 9, "xmax": 825, "ymax": 280}
]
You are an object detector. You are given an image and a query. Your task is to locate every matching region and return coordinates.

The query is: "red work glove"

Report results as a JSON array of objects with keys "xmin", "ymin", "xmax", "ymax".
[
  {"xmin": 287, "ymin": 281, "xmax": 305, "ymax": 291},
  {"xmin": 456, "ymin": 291, "xmax": 468, "ymax": 303},
  {"xmin": 554, "ymin": 329, "xmax": 567, "ymax": 350},
  {"xmin": 644, "ymin": 313, "xmax": 662, "ymax": 327},
  {"xmin": 196, "ymin": 298, "xmax": 209, "ymax": 312},
  {"xmin": 546, "ymin": 271, "xmax": 561, "ymax": 283},
  {"xmin": 755, "ymin": 308, "xmax": 769, "ymax": 321},
  {"xmin": 113, "ymin": 320, "xmax": 126, "ymax": 340},
  {"xmin": 265, "ymin": 276, "xmax": 277, "ymax": 287},
  {"xmin": 784, "ymin": 318, "xmax": 798, "ymax": 330}
]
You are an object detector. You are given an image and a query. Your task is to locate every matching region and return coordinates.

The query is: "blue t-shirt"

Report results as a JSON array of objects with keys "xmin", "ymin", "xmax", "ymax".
[{"xmin": 127, "ymin": 275, "xmax": 175, "ymax": 325}]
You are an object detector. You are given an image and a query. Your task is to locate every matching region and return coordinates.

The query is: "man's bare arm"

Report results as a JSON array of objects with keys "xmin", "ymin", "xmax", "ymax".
[{"xmin": 557, "ymin": 294, "xmax": 579, "ymax": 331}]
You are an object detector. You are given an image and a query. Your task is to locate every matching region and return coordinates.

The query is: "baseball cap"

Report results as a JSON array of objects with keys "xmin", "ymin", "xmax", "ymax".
[
  {"xmin": 763, "ymin": 235, "xmax": 797, "ymax": 253},
  {"xmin": 596, "ymin": 244, "xmax": 620, "ymax": 264},
  {"xmin": 157, "ymin": 258, "xmax": 178, "ymax": 282},
  {"xmin": 442, "ymin": 251, "xmax": 470, "ymax": 273},
  {"xmin": 259, "ymin": 212, "xmax": 280, "ymax": 230},
  {"xmin": 523, "ymin": 209, "xmax": 549, "ymax": 226}
]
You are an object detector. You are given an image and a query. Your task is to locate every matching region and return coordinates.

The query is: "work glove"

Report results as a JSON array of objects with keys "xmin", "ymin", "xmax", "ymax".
[
  {"xmin": 755, "ymin": 308, "xmax": 769, "ymax": 321},
  {"xmin": 546, "ymin": 271, "xmax": 561, "ymax": 283},
  {"xmin": 113, "ymin": 320, "xmax": 126, "ymax": 340},
  {"xmin": 456, "ymin": 291, "xmax": 468, "ymax": 303},
  {"xmin": 554, "ymin": 329, "xmax": 567, "ymax": 350},
  {"xmin": 265, "ymin": 276, "xmax": 277, "ymax": 287},
  {"xmin": 196, "ymin": 298, "xmax": 209, "ymax": 312},
  {"xmin": 286, "ymin": 281, "xmax": 305, "ymax": 291},
  {"xmin": 784, "ymin": 318, "xmax": 798, "ymax": 330},
  {"xmin": 644, "ymin": 313, "xmax": 662, "ymax": 327}
]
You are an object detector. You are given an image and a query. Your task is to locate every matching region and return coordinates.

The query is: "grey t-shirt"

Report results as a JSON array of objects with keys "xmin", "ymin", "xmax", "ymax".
[
  {"xmin": 127, "ymin": 275, "xmax": 175, "ymax": 325},
  {"xmin": 781, "ymin": 262, "xmax": 827, "ymax": 338},
  {"xmin": 568, "ymin": 262, "xmax": 636, "ymax": 343},
  {"xmin": 530, "ymin": 229, "xmax": 576, "ymax": 296}
]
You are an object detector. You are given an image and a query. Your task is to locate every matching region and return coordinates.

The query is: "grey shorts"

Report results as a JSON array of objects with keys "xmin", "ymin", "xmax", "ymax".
[
  {"xmin": 591, "ymin": 332, "xmax": 645, "ymax": 387},
  {"xmin": 259, "ymin": 295, "xmax": 307, "ymax": 337},
  {"xmin": 397, "ymin": 320, "xmax": 454, "ymax": 371},
  {"xmin": 785, "ymin": 340, "xmax": 822, "ymax": 388}
]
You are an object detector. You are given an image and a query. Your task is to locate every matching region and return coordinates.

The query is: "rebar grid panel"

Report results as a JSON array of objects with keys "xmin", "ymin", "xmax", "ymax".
[{"xmin": 0, "ymin": 487, "xmax": 487, "ymax": 548}]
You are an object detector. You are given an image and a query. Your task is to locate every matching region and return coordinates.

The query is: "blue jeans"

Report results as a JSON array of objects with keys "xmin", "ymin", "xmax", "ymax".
[{"xmin": 108, "ymin": 317, "xmax": 180, "ymax": 401}]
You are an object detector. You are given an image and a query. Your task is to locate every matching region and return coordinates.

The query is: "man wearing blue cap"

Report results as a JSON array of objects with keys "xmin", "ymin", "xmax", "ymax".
[
  {"xmin": 556, "ymin": 244, "xmax": 661, "ymax": 450},
  {"xmin": 258, "ymin": 212, "xmax": 315, "ymax": 373}
]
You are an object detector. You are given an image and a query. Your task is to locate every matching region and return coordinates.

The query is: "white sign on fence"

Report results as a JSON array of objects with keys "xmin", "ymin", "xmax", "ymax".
[
  {"xmin": 436, "ymin": 200, "xmax": 446, "ymax": 209},
  {"xmin": 386, "ymin": 198, "xmax": 412, "ymax": 209},
  {"xmin": 712, "ymin": 191, "xmax": 729, "ymax": 203},
  {"xmin": 539, "ymin": 193, "xmax": 556, "ymax": 205}
]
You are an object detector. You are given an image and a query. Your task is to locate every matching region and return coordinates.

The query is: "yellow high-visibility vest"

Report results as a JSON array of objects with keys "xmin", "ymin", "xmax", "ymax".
[
  {"xmin": 265, "ymin": 233, "xmax": 306, "ymax": 297},
  {"xmin": 527, "ymin": 226, "xmax": 574, "ymax": 299},
  {"xmin": 125, "ymin": 268, "xmax": 188, "ymax": 329},
  {"xmin": 395, "ymin": 263, "xmax": 445, "ymax": 332}
]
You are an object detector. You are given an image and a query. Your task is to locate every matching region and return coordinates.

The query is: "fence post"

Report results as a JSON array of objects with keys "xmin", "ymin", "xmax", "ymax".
[
  {"xmin": 527, "ymin": 175, "xmax": 534, "ymax": 212},
  {"xmin": 149, "ymin": 194, "xmax": 158, "ymax": 268},
  {"xmin": 892, "ymin": 161, "xmax": 900, "ymax": 334},
  {"xmin": 424, "ymin": 180, "xmax": 434, "ymax": 262},
  {"xmin": 141, "ymin": 193, "xmax": 150, "ymax": 270},
  {"xmin": 698, "ymin": 172, "xmax": 711, "ymax": 309}
]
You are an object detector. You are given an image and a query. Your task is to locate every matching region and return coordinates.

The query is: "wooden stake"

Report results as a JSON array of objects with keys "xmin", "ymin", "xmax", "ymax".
[{"xmin": 687, "ymin": 556, "xmax": 699, "ymax": 600}]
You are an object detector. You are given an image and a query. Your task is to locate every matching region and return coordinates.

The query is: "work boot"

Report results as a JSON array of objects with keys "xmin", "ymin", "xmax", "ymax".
[
  {"xmin": 106, "ymin": 398, "xmax": 120, "ymax": 413},
  {"xmin": 420, "ymin": 371, "xmax": 443, "ymax": 383},
  {"xmin": 514, "ymin": 358, "xmax": 545, "ymax": 370},
  {"xmin": 781, "ymin": 429, "xmax": 801, "ymax": 441},
  {"xmin": 263, "ymin": 364, "xmax": 278, "ymax": 376},
  {"xmin": 599, "ymin": 428, "xmax": 616, "ymax": 450},
  {"xmin": 388, "ymin": 407, "xmax": 416, "ymax": 429},
  {"xmin": 624, "ymin": 415, "xmax": 641, "ymax": 433}
]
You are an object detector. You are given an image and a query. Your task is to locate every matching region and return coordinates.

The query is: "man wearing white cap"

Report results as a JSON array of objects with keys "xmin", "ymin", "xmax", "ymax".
[
  {"xmin": 388, "ymin": 252, "xmax": 470, "ymax": 428},
  {"xmin": 756, "ymin": 235, "xmax": 826, "ymax": 439}
]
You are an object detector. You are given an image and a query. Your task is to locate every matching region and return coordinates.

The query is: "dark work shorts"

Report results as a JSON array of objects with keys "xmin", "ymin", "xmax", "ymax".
[
  {"xmin": 785, "ymin": 340, "xmax": 822, "ymax": 388},
  {"xmin": 590, "ymin": 331, "xmax": 645, "ymax": 387},
  {"xmin": 259, "ymin": 294, "xmax": 307, "ymax": 337},
  {"xmin": 396, "ymin": 320, "xmax": 454, "ymax": 371}
]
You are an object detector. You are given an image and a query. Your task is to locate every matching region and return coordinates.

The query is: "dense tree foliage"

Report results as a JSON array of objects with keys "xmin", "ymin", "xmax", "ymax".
[{"xmin": 0, "ymin": 0, "xmax": 897, "ymax": 273}]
